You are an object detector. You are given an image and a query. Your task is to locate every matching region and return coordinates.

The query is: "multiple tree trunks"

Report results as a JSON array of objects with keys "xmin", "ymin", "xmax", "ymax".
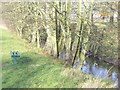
[{"xmin": 1, "ymin": 1, "xmax": 118, "ymax": 69}]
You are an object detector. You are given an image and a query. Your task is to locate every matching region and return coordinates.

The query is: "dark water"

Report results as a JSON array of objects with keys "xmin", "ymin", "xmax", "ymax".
[
  {"xmin": 85, "ymin": 59, "xmax": 117, "ymax": 78},
  {"xmin": 59, "ymin": 53, "xmax": 118, "ymax": 87},
  {"xmin": 76, "ymin": 57, "xmax": 118, "ymax": 87}
]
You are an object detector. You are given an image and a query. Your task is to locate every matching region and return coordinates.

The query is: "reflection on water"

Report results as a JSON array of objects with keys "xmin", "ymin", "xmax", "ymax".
[
  {"xmin": 80, "ymin": 58, "xmax": 118, "ymax": 87},
  {"xmin": 81, "ymin": 59, "xmax": 118, "ymax": 81},
  {"xmin": 59, "ymin": 53, "xmax": 118, "ymax": 87}
]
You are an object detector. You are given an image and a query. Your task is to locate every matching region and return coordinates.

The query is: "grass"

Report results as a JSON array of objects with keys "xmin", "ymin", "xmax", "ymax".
[{"xmin": 1, "ymin": 28, "xmax": 114, "ymax": 88}]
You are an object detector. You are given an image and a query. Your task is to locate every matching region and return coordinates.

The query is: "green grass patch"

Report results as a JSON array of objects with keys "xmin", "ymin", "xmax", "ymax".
[{"xmin": 1, "ymin": 28, "xmax": 114, "ymax": 88}]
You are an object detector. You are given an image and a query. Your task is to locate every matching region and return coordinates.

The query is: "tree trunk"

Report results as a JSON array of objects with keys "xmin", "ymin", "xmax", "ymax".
[
  {"xmin": 78, "ymin": 1, "xmax": 94, "ymax": 70},
  {"xmin": 31, "ymin": 26, "xmax": 36, "ymax": 44},
  {"xmin": 36, "ymin": 30, "xmax": 40, "ymax": 48},
  {"xmin": 55, "ymin": 2, "xmax": 59, "ymax": 58},
  {"xmin": 65, "ymin": 1, "xmax": 72, "ymax": 60},
  {"xmin": 72, "ymin": 0, "xmax": 82, "ymax": 66}
]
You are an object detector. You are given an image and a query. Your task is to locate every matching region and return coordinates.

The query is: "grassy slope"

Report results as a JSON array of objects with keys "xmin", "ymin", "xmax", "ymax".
[{"xmin": 1, "ymin": 28, "xmax": 114, "ymax": 88}]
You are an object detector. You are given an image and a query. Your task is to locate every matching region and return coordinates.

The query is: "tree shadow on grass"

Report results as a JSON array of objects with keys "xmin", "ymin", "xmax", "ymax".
[
  {"xmin": 3, "ymin": 51, "xmax": 69, "ymax": 88},
  {"xmin": 17, "ymin": 52, "xmax": 41, "ymax": 65},
  {"xmin": 17, "ymin": 56, "xmax": 32, "ymax": 64},
  {"xmin": 2, "ymin": 51, "xmax": 59, "ymax": 88},
  {"xmin": 2, "ymin": 51, "xmax": 45, "ymax": 87}
]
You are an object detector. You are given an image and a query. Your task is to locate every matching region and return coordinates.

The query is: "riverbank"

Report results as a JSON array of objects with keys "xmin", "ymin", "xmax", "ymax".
[
  {"xmin": 86, "ymin": 53, "xmax": 119, "ymax": 67},
  {"xmin": 1, "ymin": 28, "xmax": 114, "ymax": 88}
]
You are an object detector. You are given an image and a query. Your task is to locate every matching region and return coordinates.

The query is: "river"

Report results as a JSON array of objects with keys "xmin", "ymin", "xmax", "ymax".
[{"xmin": 59, "ymin": 53, "xmax": 119, "ymax": 88}]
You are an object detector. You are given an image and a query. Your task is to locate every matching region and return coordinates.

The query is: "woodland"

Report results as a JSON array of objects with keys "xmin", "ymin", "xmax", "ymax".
[{"xmin": 1, "ymin": 1, "xmax": 119, "ymax": 88}]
